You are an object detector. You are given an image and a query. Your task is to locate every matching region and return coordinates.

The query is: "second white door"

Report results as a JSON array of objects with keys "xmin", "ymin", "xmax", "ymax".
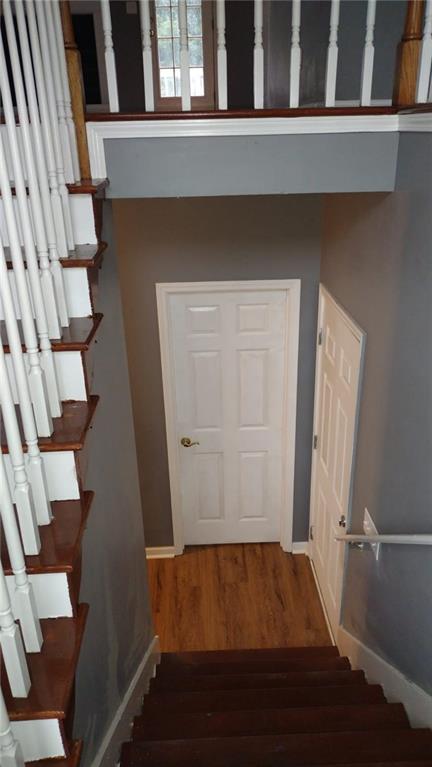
[{"xmin": 158, "ymin": 281, "xmax": 300, "ymax": 548}]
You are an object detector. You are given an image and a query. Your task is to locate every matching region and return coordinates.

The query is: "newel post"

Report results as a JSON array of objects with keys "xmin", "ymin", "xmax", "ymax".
[
  {"xmin": 393, "ymin": 0, "xmax": 425, "ymax": 105},
  {"xmin": 59, "ymin": 0, "xmax": 91, "ymax": 180}
]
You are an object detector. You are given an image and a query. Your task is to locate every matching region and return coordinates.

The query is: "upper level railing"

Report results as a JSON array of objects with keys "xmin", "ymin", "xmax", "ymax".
[{"xmin": 70, "ymin": 0, "xmax": 432, "ymax": 116}]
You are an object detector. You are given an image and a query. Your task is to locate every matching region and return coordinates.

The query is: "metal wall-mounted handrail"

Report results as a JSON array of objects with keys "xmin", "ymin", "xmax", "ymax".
[{"xmin": 336, "ymin": 534, "xmax": 432, "ymax": 546}]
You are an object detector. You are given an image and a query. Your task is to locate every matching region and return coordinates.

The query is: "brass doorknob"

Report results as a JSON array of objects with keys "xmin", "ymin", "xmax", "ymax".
[{"xmin": 181, "ymin": 437, "xmax": 200, "ymax": 447}]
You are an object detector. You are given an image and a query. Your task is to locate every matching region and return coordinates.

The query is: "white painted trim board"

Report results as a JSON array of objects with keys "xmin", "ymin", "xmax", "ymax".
[
  {"xmin": 156, "ymin": 279, "xmax": 300, "ymax": 555},
  {"xmin": 90, "ymin": 636, "xmax": 161, "ymax": 767},
  {"xmin": 146, "ymin": 546, "xmax": 176, "ymax": 559},
  {"xmin": 338, "ymin": 626, "xmax": 432, "ymax": 729}
]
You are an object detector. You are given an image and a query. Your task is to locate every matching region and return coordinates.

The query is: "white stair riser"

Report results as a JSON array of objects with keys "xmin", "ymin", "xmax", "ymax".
[
  {"xmin": 7, "ymin": 572, "xmax": 73, "ymax": 619},
  {"xmin": 4, "ymin": 450, "xmax": 80, "ymax": 501},
  {"xmin": 1, "ymin": 267, "xmax": 92, "ymax": 320},
  {"xmin": 5, "ymin": 349, "xmax": 88, "ymax": 402},
  {"xmin": 11, "ymin": 719, "xmax": 66, "ymax": 761},
  {"xmin": 0, "ymin": 194, "xmax": 97, "ymax": 245}
]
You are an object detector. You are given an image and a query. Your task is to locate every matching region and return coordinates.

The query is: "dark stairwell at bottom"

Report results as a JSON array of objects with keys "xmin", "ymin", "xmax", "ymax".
[{"xmin": 120, "ymin": 647, "xmax": 432, "ymax": 767}]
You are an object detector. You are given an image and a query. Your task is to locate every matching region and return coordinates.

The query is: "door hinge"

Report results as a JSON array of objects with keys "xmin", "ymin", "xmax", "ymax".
[
  {"xmin": 318, "ymin": 329, "xmax": 323, "ymax": 346},
  {"xmin": 313, "ymin": 434, "xmax": 318, "ymax": 450},
  {"xmin": 310, "ymin": 525, "xmax": 314, "ymax": 541}
]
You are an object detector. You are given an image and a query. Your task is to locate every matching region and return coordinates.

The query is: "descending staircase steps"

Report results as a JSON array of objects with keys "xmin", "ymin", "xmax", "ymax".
[{"xmin": 121, "ymin": 648, "xmax": 432, "ymax": 767}]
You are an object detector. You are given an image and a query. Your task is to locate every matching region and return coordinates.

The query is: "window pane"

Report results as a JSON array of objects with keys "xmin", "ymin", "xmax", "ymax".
[
  {"xmin": 156, "ymin": 7, "xmax": 172, "ymax": 37},
  {"xmin": 174, "ymin": 68, "xmax": 181, "ymax": 97},
  {"xmin": 187, "ymin": 6, "xmax": 202, "ymax": 36},
  {"xmin": 190, "ymin": 67, "xmax": 204, "ymax": 96},
  {"xmin": 155, "ymin": 0, "xmax": 170, "ymax": 6},
  {"xmin": 171, "ymin": 6, "xmax": 179, "ymax": 36},
  {"xmin": 189, "ymin": 37, "xmax": 203, "ymax": 67},
  {"xmin": 173, "ymin": 37, "xmax": 180, "ymax": 67},
  {"xmin": 160, "ymin": 69, "xmax": 175, "ymax": 97}
]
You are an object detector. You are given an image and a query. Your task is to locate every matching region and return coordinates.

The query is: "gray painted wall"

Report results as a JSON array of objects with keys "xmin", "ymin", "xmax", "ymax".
[
  {"xmin": 105, "ymin": 133, "xmax": 399, "ymax": 198},
  {"xmin": 73, "ymin": 202, "xmax": 154, "ymax": 765},
  {"xmin": 113, "ymin": 195, "xmax": 322, "ymax": 546},
  {"xmin": 265, "ymin": 0, "xmax": 406, "ymax": 108},
  {"xmin": 321, "ymin": 134, "xmax": 432, "ymax": 694}
]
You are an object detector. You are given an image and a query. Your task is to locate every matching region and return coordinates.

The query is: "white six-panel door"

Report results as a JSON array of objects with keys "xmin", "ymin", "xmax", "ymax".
[
  {"xmin": 157, "ymin": 281, "xmax": 300, "ymax": 551},
  {"xmin": 310, "ymin": 287, "xmax": 365, "ymax": 637}
]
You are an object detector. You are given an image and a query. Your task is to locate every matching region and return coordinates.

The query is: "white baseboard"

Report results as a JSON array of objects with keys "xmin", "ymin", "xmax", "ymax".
[
  {"xmin": 146, "ymin": 546, "xmax": 176, "ymax": 559},
  {"xmin": 337, "ymin": 626, "xmax": 432, "ymax": 729},
  {"xmin": 91, "ymin": 635, "xmax": 161, "ymax": 767},
  {"xmin": 292, "ymin": 541, "xmax": 309, "ymax": 555}
]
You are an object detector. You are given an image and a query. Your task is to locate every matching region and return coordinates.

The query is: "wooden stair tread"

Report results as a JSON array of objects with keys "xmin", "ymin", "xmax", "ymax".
[
  {"xmin": 3, "ymin": 604, "xmax": 88, "ymax": 720},
  {"xmin": 1, "ymin": 396, "xmax": 99, "ymax": 453},
  {"xmin": 1, "ymin": 492, "xmax": 93, "ymax": 575},
  {"xmin": 142, "ymin": 684, "xmax": 386, "ymax": 713},
  {"xmin": 67, "ymin": 179, "xmax": 108, "ymax": 196},
  {"xmin": 122, "ymin": 729, "xmax": 432, "ymax": 766},
  {"xmin": 5, "ymin": 242, "xmax": 106, "ymax": 270},
  {"xmin": 157, "ymin": 657, "xmax": 351, "ymax": 676},
  {"xmin": 160, "ymin": 647, "xmax": 339, "ymax": 665},
  {"xmin": 150, "ymin": 669, "xmax": 366, "ymax": 693},
  {"xmin": 87, "ymin": 106, "xmax": 399, "ymax": 122},
  {"xmin": 1, "ymin": 315, "xmax": 103, "ymax": 352},
  {"xmin": 26, "ymin": 740, "xmax": 83, "ymax": 767},
  {"xmin": 133, "ymin": 702, "xmax": 410, "ymax": 741}
]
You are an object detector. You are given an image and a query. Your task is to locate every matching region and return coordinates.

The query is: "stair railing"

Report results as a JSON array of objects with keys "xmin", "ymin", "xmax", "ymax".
[
  {"xmin": 336, "ymin": 533, "xmax": 432, "ymax": 546},
  {"xmin": 52, "ymin": 0, "xmax": 81, "ymax": 183}
]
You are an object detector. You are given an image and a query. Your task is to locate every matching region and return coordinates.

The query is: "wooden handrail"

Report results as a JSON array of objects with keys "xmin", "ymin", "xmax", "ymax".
[
  {"xmin": 59, "ymin": 1, "xmax": 91, "ymax": 180},
  {"xmin": 393, "ymin": 0, "xmax": 426, "ymax": 106}
]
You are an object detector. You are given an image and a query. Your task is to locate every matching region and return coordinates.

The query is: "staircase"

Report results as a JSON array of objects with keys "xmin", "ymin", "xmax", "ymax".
[{"xmin": 120, "ymin": 647, "xmax": 432, "ymax": 767}]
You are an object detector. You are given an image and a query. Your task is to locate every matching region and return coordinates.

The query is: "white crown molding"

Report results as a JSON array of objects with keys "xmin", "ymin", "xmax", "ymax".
[
  {"xmin": 87, "ymin": 112, "xmax": 432, "ymax": 179},
  {"xmin": 338, "ymin": 626, "xmax": 432, "ymax": 729}
]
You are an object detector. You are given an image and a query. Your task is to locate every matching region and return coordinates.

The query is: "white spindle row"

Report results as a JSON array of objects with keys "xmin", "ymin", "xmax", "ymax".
[
  {"xmin": 139, "ymin": 0, "xmax": 155, "ymax": 112},
  {"xmin": 101, "ymin": 0, "xmax": 120, "ymax": 112},
  {"xmin": 179, "ymin": 0, "xmax": 192, "ymax": 112},
  {"xmin": 290, "ymin": 0, "xmax": 302, "ymax": 108},
  {"xmin": 0, "ymin": 0, "xmax": 79, "ymax": 732},
  {"xmin": 254, "ymin": 0, "xmax": 264, "ymax": 109},
  {"xmin": 417, "ymin": 0, "xmax": 432, "ymax": 102},
  {"xmin": 360, "ymin": 0, "xmax": 377, "ymax": 106}
]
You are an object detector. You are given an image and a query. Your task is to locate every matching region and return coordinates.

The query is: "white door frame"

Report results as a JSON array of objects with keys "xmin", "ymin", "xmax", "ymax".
[
  {"xmin": 309, "ymin": 284, "xmax": 366, "ymax": 635},
  {"xmin": 156, "ymin": 279, "xmax": 301, "ymax": 555}
]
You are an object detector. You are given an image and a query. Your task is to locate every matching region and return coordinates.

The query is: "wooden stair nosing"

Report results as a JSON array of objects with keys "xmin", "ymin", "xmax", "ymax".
[
  {"xmin": 1, "ymin": 491, "xmax": 94, "ymax": 576},
  {"xmin": 133, "ymin": 702, "xmax": 410, "ymax": 741},
  {"xmin": 5, "ymin": 242, "xmax": 107, "ymax": 271},
  {"xmin": 156, "ymin": 656, "xmax": 351, "ymax": 676},
  {"xmin": 150, "ymin": 669, "xmax": 366, "ymax": 693},
  {"xmin": 3, "ymin": 604, "xmax": 88, "ymax": 721},
  {"xmin": 1, "ymin": 314, "xmax": 103, "ymax": 353},
  {"xmin": 66, "ymin": 179, "xmax": 108, "ymax": 196},
  {"xmin": 121, "ymin": 729, "xmax": 432, "ymax": 767},
  {"xmin": 1, "ymin": 396, "xmax": 99, "ymax": 454},
  {"xmin": 26, "ymin": 740, "xmax": 83, "ymax": 767},
  {"xmin": 142, "ymin": 683, "xmax": 387, "ymax": 714},
  {"xmin": 159, "ymin": 646, "xmax": 339, "ymax": 664}
]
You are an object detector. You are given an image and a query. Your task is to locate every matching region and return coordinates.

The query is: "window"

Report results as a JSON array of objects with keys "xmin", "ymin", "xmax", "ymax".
[{"xmin": 151, "ymin": 0, "xmax": 215, "ymax": 111}]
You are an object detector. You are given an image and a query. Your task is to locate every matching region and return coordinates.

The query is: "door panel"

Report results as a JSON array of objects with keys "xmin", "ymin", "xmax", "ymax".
[
  {"xmin": 310, "ymin": 289, "xmax": 364, "ymax": 637},
  {"xmin": 167, "ymin": 288, "xmax": 294, "ymax": 545}
]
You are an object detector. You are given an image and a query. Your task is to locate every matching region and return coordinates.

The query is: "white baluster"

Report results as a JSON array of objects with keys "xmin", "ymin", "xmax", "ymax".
[
  {"xmin": 44, "ymin": 1, "xmax": 75, "ymax": 184},
  {"xmin": 15, "ymin": 0, "xmax": 70, "ymax": 329},
  {"xmin": 0, "ymin": 344, "xmax": 41, "ymax": 556},
  {"xmin": 254, "ymin": 0, "xmax": 264, "ymax": 109},
  {"xmin": 0, "ymin": 560, "xmax": 31, "ymax": 698},
  {"xmin": 0, "ymin": 452, "xmax": 43, "ymax": 652},
  {"xmin": 3, "ymin": 1, "xmax": 64, "ymax": 419},
  {"xmin": 25, "ymin": 0, "xmax": 69, "ymax": 259},
  {"xmin": 216, "ymin": 0, "xmax": 227, "ymax": 110},
  {"xmin": 325, "ymin": 0, "xmax": 340, "ymax": 106},
  {"xmin": 0, "ymin": 140, "xmax": 53, "ymax": 438},
  {"xmin": 360, "ymin": 0, "xmax": 377, "ymax": 106},
  {"xmin": 33, "ymin": 0, "xmax": 75, "ymax": 251},
  {"xmin": 52, "ymin": 0, "xmax": 81, "ymax": 182},
  {"xmin": 290, "ymin": 0, "xmax": 302, "ymax": 108},
  {"xmin": 139, "ymin": 0, "xmax": 155, "ymax": 112},
  {"xmin": 417, "ymin": 0, "xmax": 432, "ymax": 102},
  {"xmin": 0, "ymin": 241, "xmax": 52, "ymax": 527},
  {"xmin": 178, "ymin": 0, "xmax": 191, "ymax": 111},
  {"xmin": 101, "ymin": 0, "xmax": 120, "ymax": 112},
  {"xmin": 0, "ymin": 691, "xmax": 25, "ymax": 767}
]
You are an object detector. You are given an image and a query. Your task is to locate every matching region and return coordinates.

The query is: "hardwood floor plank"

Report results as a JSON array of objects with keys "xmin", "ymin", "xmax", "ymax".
[{"xmin": 148, "ymin": 544, "xmax": 332, "ymax": 651}]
